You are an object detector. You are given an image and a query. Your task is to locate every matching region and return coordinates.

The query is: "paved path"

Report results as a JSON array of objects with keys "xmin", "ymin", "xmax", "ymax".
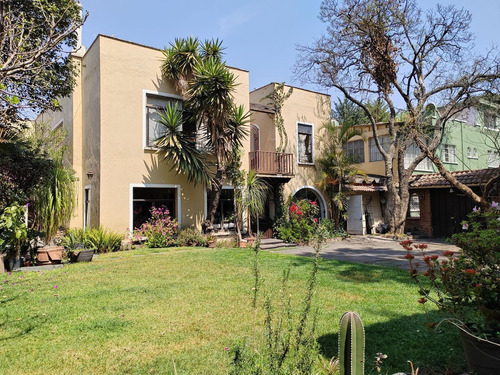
[{"xmin": 273, "ymin": 235, "xmax": 460, "ymax": 269}]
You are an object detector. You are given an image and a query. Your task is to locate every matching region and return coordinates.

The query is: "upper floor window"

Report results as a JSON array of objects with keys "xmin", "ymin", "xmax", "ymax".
[
  {"xmin": 442, "ymin": 144, "xmax": 457, "ymax": 164},
  {"xmin": 404, "ymin": 143, "xmax": 433, "ymax": 171},
  {"xmin": 488, "ymin": 150, "xmax": 499, "ymax": 168},
  {"xmin": 343, "ymin": 139, "xmax": 365, "ymax": 163},
  {"xmin": 297, "ymin": 123, "xmax": 314, "ymax": 163},
  {"xmin": 484, "ymin": 112, "xmax": 498, "ymax": 130},
  {"xmin": 145, "ymin": 94, "xmax": 182, "ymax": 148},
  {"xmin": 369, "ymin": 136, "xmax": 390, "ymax": 162}
]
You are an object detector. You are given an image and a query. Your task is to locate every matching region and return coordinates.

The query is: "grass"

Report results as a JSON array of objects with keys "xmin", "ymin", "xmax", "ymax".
[{"xmin": 0, "ymin": 247, "xmax": 466, "ymax": 374}]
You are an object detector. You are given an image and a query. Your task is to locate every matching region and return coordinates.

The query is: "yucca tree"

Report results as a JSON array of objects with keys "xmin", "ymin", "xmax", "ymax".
[
  {"xmin": 161, "ymin": 37, "xmax": 249, "ymax": 230},
  {"xmin": 155, "ymin": 103, "xmax": 212, "ymax": 185},
  {"xmin": 317, "ymin": 121, "xmax": 366, "ymax": 227},
  {"xmin": 244, "ymin": 170, "xmax": 270, "ymax": 236}
]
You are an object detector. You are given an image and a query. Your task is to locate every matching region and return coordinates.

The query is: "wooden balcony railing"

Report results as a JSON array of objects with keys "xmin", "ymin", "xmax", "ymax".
[{"xmin": 249, "ymin": 151, "xmax": 294, "ymax": 176}]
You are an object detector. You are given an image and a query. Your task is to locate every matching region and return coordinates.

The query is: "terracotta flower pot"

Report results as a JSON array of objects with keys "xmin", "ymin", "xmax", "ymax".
[{"xmin": 36, "ymin": 246, "xmax": 64, "ymax": 265}]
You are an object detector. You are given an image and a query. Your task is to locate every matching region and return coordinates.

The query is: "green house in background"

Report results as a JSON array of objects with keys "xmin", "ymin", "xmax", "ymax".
[{"xmin": 405, "ymin": 101, "xmax": 500, "ymax": 174}]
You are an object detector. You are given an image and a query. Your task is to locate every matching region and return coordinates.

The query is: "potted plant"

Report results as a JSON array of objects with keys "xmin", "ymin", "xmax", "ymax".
[
  {"xmin": 206, "ymin": 234, "xmax": 216, "ymax": 248},
  {"xmin": 401, "ymin": 202, "xmax": 500, "ymax": 374}
]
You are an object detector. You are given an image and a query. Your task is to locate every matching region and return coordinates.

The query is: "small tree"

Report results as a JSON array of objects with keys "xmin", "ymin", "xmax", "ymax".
[
  {"xmin": 297, "ymin": 0, "xmax": 500, "ymax": 233},
  {"xmin": 317, "ymin": 120, "xmax": 366, "ymax": 227}
]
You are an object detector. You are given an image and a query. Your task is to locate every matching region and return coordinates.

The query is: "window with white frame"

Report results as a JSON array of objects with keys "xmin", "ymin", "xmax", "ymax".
[
  {"xmin": 132, "ymin": 187, "xmax": 177, "ymax": 229},
  {"xmin": 404, "ymin": 143, "xmax": 433, "ymax": 171},
  {"xmin": 297, "ymin": 123, "xmax": 313, "ymax": 163},
  {"xmin": 408, "ymin": 194, "xmax": 420, "ymax": 218},
  {"xmin": 369, "ymin": 136, "xmax": 390, "ymax": 162},
  {"xmin": 343, "ymin": 139, "xmax": 365, "ymax": 163},
  {"xmin": 488, "ymin": 150, "xmax": 499, "ymax": 168},
  {"xmin": 442, "ymin": 144, "xmax": 457, "ymax": 163},
  {"xmin": 484, "ymin": 112, "xmax": 498, "ymax": 130},
  {"xmin": 145, "ymin": 94, "xmax": 182, "ymax": 147}
]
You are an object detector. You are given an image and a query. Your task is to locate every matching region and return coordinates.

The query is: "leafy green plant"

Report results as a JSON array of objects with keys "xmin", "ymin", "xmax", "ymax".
[
  {"xmin": 62, "ymin": 227, "xmax": 122, "ymax": 253},
  {"xmin": 61, "ymin": 228, "xmax": 86, "ymax": 250},
  {"xmin": 134, "ymin": 206, "xmax": 178, "ymax": 248},
  {"xmin": 402, "ymin": 202, "xmax": 500, "ymax": 339},
  {"xmin": 0, "ymin": 204, "xmax": 28, "ymax": 268},
  {"xmin": 176, "ymin": 227, "xmax": 207, "ymax": 247},
  {"xmin": 275, "ymin": 199, "xmax": 320, "ymax": 244},
  {"xmin": 230, "ymin": 228, "xmax": 327, "ymax": 374},
  {"xmin": 31, "ymin": 159, "xmax": 77, "ymax": 243},
  {"xmin": 84, "ymin": 227, "xmax": 123, "ymax": 253}
]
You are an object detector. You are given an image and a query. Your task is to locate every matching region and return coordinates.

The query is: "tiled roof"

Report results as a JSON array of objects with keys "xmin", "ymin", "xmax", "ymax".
[
  {"xmin": 409, "ymin": 168, "xmax": 500, "ymax": 188},
  {"xmin": 250, "ymin": 103, "xmax": 275, "ymax": 114}
]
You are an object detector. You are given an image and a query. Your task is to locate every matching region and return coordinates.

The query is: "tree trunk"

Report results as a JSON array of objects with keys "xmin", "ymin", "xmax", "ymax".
[{"xmin": 207, "ymin": 170, "xmax": 224, "ymax": 230}]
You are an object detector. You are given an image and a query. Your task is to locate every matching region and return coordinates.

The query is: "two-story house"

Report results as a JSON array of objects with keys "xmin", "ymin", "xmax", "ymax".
[
  {"xmin": 38, "ymin": 35, "xmax": 331, "ymax": 236},
  {"xmin": 342, "ymin": 104, "xmax": 500, "ymax": 237}
]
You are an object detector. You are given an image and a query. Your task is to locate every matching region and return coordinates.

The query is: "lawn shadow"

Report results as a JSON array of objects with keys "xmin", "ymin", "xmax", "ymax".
[
  {"xmin": 317, "ymin": 311, "xmax": 466, "ymax": 374},
  {"xmin": 283, "ymin": 254, "xmax": 413, "ymax": 285}
]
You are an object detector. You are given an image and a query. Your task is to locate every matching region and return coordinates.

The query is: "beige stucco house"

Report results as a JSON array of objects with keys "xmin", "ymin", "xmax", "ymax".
[{"xmin": 38, "ymin": 35, "xmax": 331, "ymax": 236}]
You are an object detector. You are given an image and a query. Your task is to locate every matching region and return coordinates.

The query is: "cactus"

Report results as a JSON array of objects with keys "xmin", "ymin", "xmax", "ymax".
[{"xmin": 338, "ymin": 311, "xmax": 365, "ymax": 375}]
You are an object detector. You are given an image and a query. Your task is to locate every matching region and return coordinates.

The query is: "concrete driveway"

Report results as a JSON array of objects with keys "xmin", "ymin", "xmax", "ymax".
[{"xmin": 273, "ymin": 235, "xmax": 460, "ymax": 269}]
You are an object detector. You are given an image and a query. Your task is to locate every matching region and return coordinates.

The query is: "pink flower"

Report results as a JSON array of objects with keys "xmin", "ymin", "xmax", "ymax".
[
  {"xmin": 224, "ymin": 347, "xmax": 229, "ymax": 351},
  {"xmin": 54, "ymin": 285, "xmax": 58, "ymax": 289},
  {"xmin": 473, "ymin": 206, "xmax": 480, "ymax": 212},
  {"xmin": 462, "ymin": 223, "xmax": 468, "ymax": 230},
  {"xmin": 492, "ymin": 201, "xmax": 499, "ymax": 209},
  {"xmin": 314, "ymin": 218, "xmax": 318, "ymax": 223}
]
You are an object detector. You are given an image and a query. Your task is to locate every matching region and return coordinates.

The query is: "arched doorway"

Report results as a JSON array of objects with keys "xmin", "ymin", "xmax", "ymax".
[{"xmin": 292, "ymin": 186, "xmax": 327, "ymax": 219}]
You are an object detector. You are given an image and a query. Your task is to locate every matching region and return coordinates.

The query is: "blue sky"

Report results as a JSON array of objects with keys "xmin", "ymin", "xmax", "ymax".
[{"xmin": 79, "ymin": 0, "xmax": 500, "ymax": 100}]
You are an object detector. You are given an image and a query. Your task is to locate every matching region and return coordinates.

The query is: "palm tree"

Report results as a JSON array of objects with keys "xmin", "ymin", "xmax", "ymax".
[
  {"xmin": 244, "ymin": 170, "xmax": 269, "ymax": 236},
  {"xmin": 161, "ymin": 38, "xmax": 249, "ymax": 230},
  {"xmin": 155, "ymin": 102, "xmax": 212, "ymax": 185},
  {"xmin": 317, "ymin": 120, "xmax": 366, "ymax": 227}
]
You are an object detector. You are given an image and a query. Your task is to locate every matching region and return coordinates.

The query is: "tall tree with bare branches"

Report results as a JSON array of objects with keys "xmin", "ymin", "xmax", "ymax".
[{"xmin": 297, "ymin": 0, "xmax": 500, "ymax": 234}]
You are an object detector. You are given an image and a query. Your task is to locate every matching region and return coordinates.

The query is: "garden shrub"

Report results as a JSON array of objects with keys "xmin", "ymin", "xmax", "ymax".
[
  {"xmin": 275, "ymin": 199, "xmax": 319, "ymax": 244},
  {"xmin": 215, "ymin": 238, "xmax": 237, "ymax": 248},
  {"xmin": 134, "ymin": 206, "xmax": 178, "ymax": 248},
  {"xmin": 62, "ymin": 227, "xmax": 122, "ymax": 253},
  {"xmin": 176, "ymin": 227, "xmax": 207, "ymax": 247}
]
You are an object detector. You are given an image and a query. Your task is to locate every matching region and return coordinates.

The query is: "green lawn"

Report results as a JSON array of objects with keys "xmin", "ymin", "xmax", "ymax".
[{"xmin": 0, "ymin": 248, "xmax": 465, "ymax": 374}]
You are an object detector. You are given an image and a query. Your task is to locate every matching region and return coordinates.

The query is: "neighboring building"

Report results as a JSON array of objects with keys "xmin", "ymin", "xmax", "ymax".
[
  {"xmin": 38, "ymin": 35, "xmax": 331, "ymax": 235},
  {"xmin": 342, "ymin": 104, "xmax": 500, "ymax": 236}
]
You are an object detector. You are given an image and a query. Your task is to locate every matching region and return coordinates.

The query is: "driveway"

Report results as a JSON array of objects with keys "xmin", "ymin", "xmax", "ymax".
[{"xmin": 273, "ymin": 235, "xmax": 460, "ymax": 269}]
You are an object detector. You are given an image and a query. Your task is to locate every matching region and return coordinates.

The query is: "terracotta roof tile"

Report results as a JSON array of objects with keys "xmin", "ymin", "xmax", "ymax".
[{"xmin": 409, "ymin": 168, "xmax": 500, "ymax": 188}]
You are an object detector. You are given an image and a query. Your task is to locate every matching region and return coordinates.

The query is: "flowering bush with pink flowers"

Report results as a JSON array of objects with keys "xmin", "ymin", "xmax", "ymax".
[
  {"xmin": 275, "ymin": 199, "xmax": 320, "ymax": 244},
  {"xmin": 401, "ymin": 202, "xmax": 500, "ymax": 339},
  {"xmin": 134, "ymin": 206, "xmax": 178, "ymax": 248}
]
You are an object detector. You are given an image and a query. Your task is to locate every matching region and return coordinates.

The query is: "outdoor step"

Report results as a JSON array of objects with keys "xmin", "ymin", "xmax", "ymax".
[{"xmin": 260, "ymin": 239, "xmax": 296, "ymax": 250}]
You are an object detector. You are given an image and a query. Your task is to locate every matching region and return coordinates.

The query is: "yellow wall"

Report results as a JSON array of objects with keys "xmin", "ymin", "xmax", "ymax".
[
  {"xmin": 250, "ymin": 83, "xmax": 331, "ymax": 215},
  {"xmin": 88, "ymin": 36, "xmax": 250, "ymax": 233},
  {"xmin": 348, "ymin": 123, "xmax": 394, "ymax": 177}
]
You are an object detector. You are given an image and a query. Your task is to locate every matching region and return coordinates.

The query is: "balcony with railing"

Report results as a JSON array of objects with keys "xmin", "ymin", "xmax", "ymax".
[{"xmin": 249, "ymin": 151, "xmax": 294, "ymax": 177}]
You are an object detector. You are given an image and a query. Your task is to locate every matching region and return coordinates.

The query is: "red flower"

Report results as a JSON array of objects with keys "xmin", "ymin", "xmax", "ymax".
[
  {"xmin": 430, "ymin": 255, "xmax": 439, "ymax": 261},
  {"xmin": 314, "ymin": 218, "xmax": 318, "ymax": 223},
  {"xmin": 418, "ymin": 298, "xmax": 427, "ymax": 304},
  {"xmin": 442, "ymin": 251, "xmax": 455, "ymax": 257},
  {"xmin": 311, "ymin": 201, "xmax": 317, "ymax": 205},
  {"xmin": 297, "ymin": 211, "xmax": 302, "ymax": 215},
  {"xmin": 404, "ymin": 253, "xmax": 415, "ymax": 260},
  {"xmin": 418, "ymin": 244, "xmax": 428, "ymax": 250},
  {"xmin": 464, "ymin": 269, "xmax": 477, "ymax": 275}
]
